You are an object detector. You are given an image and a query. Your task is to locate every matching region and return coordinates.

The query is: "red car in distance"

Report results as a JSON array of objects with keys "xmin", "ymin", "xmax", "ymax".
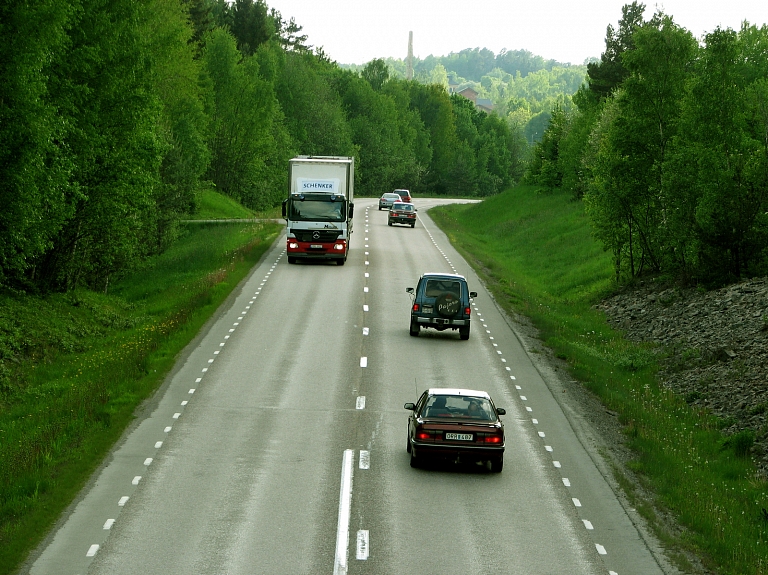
[{"xmin": 394, "ymin": 188, "xmax": 411, "ymax": 202}]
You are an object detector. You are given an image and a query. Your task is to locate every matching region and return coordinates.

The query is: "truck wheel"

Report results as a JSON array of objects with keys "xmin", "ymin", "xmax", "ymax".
[
  {"xmin": 288, "ymin": 256, "xmax": 297, "ymax": 264},
  {"xmin": 409, "ymin": 320, "xmax": 420, "ymax": 337},
  {"xmin": 337, "ymin": 257, "xmax": 345, "ymax": 266},
  {"xmin": 459, "ymin": 325, "xmax": 470, "ymax": 340}
]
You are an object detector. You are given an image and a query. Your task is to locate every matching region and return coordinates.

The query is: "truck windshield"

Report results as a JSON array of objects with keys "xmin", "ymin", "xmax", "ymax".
[{"xmin": 288, "ymin": 194, "xmax": 346, "ymax": 222}]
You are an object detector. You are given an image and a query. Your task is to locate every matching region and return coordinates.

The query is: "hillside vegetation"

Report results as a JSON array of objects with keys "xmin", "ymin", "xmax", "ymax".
[
  {"xmin": 350, "ymin": 48, "xmax": 590, "ymax": 143},
  {"xmin": 527, "ymin": 2, "xmax": 768, "ymax": 285},
  {"xmin": 431, "ymin": 187, "xmax": 768, "ymax": 574}
]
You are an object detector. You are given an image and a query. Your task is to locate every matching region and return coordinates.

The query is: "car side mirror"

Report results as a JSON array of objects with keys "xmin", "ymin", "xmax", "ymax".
[
  {"xmin": 406, "ymin": 287, "xmax": 414, "ymax": 294},
  {"xmin": 470, "ymin": 291, "xmax": 478, "ymax": 298},
  {"xmin": 496, "ymin": 408, "xmax": 506, "ymax": 416},
  {"xmin": 404, "ymin": 402, "xmax": 416, "ymax": 411}
]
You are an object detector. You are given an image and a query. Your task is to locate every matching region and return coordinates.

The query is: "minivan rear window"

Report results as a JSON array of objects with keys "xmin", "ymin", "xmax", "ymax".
[{"xmin": 425, "ymin": 279, "xmax": 461, "ymax": 297}]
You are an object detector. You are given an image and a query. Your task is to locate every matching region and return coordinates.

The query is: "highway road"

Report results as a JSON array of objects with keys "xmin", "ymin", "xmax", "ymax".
[{"xmin": 26, "ymin": 198, "xmax": 668, "ymax": 575}]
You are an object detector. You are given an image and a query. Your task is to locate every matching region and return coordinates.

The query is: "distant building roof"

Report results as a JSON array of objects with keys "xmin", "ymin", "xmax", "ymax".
[
  {"xmin": 476, "ymin": 98, "xmax": 494, "ymax": 112},
  {"xmin": 458, "ymin": 87, "xmax": 478, "ymax": 102}
]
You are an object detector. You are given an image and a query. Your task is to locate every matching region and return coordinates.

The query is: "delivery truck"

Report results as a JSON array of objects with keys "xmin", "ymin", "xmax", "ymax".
[{"xmin": 282, "ymin": 156, "xmax": 355, "ymax": 265}]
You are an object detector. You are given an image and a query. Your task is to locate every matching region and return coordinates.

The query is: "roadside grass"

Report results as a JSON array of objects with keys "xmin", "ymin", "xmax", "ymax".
[
  {"xmin": 430, "ymin": 185, "xmax": 768, "ymax": 574},
  {"xmin": 0, "ymin": 221, "xmax": 281, "ymax": 574},
  {"xmin": 189, "ymin": 189, "xmax": 281, "ymax": 220},
  {"xmin": 190, "ymin": 189, "xmax": 254, "ymax": 219}
]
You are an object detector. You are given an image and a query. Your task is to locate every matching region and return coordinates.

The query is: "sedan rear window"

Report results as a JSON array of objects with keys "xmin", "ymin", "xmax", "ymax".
[
  {"xmin": 392, "ymin": 203, "xmax": 413, "ymax": 211},
  {"xmin": 423, "ymin": 395, "xmax": 493, "ymax": 420}
]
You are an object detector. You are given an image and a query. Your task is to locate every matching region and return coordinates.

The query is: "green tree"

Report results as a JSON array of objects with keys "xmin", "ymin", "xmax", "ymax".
[
  {"xmin": 667, "ymin": 25, "xmax": 768, "ymax": 282},
  {"xmin": 407, "ymin": 83, "xmax": 459, "ymax": 194},
  {"xmin": 36, "ymin": 0, "xmax": 164, "ymax": 291},
  {"xmin": 274, "ymin": 51, "xmax": 354, "ymax": 157},
  {"xmin": 230, "ymin": 0, "xmax": 273, "ymax": 56},
  {"xmin": 146, "ymin": 0, "xmax": 212, "ymax": 245},
  {"xmin": 587, "ymin": 2, "xmax": 646, "ymax": 100},
  {"xmin": 588, "ymin": 14, "xmax": 695, "ymax": 277},
  {"xmin": 362, "ymin": 58, "xmax": 390, "ymax": 91},
  {"xmin": 202, "ymin": 29, "xmax": 282, "ymax": 209},
  {"xmin": 0, "ymin": 0, "xmax": 75, "ymax": 287}
]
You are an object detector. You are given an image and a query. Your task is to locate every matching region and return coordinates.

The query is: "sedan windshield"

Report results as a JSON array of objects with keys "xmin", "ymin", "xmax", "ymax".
[
  {"xmin": 422, "ymin": 395, "xmax": 494, "ymax": 421},
  {"xmin": 288, "ymin": 194, "xmax": 345, "ymax": 221}
]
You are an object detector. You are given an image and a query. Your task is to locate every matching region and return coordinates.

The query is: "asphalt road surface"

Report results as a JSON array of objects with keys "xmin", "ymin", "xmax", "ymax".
[{"xmin": 26, "ymin": 199, "xmax": 668, "ymax": 575}]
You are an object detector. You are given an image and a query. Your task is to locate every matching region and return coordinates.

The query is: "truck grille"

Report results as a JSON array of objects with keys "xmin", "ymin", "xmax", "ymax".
[{"xmin": 291, "ymin": 229, "xmax": 342, "ymax": 242}]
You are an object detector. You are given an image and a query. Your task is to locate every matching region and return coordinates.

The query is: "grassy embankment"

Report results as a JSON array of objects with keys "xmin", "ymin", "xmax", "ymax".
[
  {"xmin": 0, "ymin": 201, "xmax": 281, "ymax": 574},
  {"xmin": 430, "ymin": 185, "xmax": 768, "ymax": 574},
  {"xmin": 187, "ymin": 189, "xmax": 282, "ymax": 220}
]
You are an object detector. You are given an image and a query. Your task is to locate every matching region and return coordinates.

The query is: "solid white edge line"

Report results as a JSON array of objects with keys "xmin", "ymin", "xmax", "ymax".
[{"xmin": 334, "ymin": 450, "xmax": 355, "ymax": 575}]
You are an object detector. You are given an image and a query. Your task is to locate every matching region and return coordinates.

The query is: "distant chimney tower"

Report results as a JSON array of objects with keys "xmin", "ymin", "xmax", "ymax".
[{"xmin": 406, "ymin": 31, "xmax": 413, "ymax": 81}]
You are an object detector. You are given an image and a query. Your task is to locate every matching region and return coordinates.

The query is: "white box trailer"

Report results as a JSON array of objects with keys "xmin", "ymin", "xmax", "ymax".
[{"xmin": 282, "ymin": 156, "xmax": 355, "ymax": 265}]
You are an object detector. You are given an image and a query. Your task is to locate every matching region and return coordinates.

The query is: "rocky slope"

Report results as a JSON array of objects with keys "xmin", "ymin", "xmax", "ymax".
[{"xmin": 595, "ymin": 276, "xmax": 768, "ymax": 474}]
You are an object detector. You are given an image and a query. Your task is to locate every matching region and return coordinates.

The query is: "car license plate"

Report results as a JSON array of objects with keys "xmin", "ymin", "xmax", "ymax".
[
  {"xmin": 445, "ymin": 433, "xmax": 473, "ymax": 441},
  {"xmin": 310, "ymin": 244, "xmax": 323, "ymax": 248}
]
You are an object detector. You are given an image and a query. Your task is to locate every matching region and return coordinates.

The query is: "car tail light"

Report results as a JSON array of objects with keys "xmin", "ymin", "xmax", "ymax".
[
  {"xmin": 465, "ymin": 307, "xmax": 471, "ymax": 315},
  {"xmin": 412, "ymin": 303, "xmax": 420, "ymax": 312},
  {"xmin": 415, "ymin": 427, "xmax": 440, "ymax": 441},
  {"xmin": 482, "ymin": 434, "xmax": 503, "ymax": 444}
]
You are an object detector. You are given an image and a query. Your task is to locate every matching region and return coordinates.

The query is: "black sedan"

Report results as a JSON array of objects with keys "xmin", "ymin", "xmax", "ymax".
[
  {"xmin": 404, "ymin": 388, "xmax": 506, "ymax": 472},
  {"xmin": 388, "ymin": 202, "xmax": 417, "ymax": 227}
]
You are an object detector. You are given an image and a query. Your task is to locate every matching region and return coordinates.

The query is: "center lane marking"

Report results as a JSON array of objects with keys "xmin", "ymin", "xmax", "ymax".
[{"xmin": 334, "ymin": 450, "xmax": 355, "ymax": 575}]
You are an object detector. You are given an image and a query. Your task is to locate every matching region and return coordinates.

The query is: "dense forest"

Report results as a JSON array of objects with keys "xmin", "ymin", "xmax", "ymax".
[
  {"xmin": 347, "ymin": 49, "xmax": 590, "ymax": 143},
  {"xmin": 527, "ymin": 2, "xmax": 768, "ymax": 285},
  {"xmin": 0, "ymin": 0, "xmax": 527, "ymax": 294}
]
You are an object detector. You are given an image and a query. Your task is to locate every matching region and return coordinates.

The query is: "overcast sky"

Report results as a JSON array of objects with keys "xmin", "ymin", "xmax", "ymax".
[{"xmin": 265, "ymin": 0, "xmax": 767, "ymax": 66}]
